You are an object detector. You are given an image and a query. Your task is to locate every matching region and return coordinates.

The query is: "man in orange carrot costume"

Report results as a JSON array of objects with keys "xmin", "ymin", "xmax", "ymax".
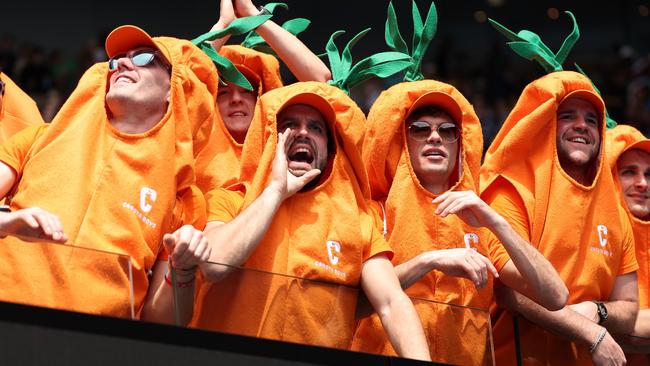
[
  {"xmin": 350, "ymin": 3, "xmax": 566, "ymax": 364},
  {"xmin": 607, "ymin": 124, "xmax": 650, "ymax": 364},
  {"xmin": 192, "ymin": 81, "xmax": 430, "ymax": 360},
  {"xmin": 0, "ymin": 70, "xmax": 44, "ymax": 144},
  {"xmin": 196, "ymin": 0, "xmax": 330, "ymax": 189},
  {"xmin": 0, "ymin": 25, "xmax": 218, "ymax": 324},
  {"xmin": 482, "ymin": 14, "xmax": 639, "ymax": 366}
]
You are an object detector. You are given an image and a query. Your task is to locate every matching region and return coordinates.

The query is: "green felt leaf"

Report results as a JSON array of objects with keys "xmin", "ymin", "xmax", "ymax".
[
  {"xmin": 385, "ymin": 1, "xmax": 409, "ymax": 55},
  {"xmin": 199, "ymin": 43, "xmax": 253, "ymax": 90},
  {"xmin": 555, "ymin": 11, "xmax": 580, "ymax": 65},
  {"xmin": 192, "ymin": 15, "xmax": 272, "ymax": 45}
]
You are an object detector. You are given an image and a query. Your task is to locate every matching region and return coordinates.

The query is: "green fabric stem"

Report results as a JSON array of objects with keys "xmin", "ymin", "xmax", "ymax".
[{"xmin": 575, "ymin": 63, "xmax": 617, "ymax": 129}]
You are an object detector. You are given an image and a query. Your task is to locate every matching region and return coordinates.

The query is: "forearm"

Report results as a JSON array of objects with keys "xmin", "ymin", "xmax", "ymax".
[
  {"xmin": 499, "ymin": 287, "xmax": 602, "ymax": 347},
  {"xmin": 205, "ymin": 187, "xmax": 282, "ymax": 268},
  {"xmin": 491, "ymin": 217, "xmax": 568, "ymax": 310},
  {"xmin": 253, "ymin": 21, "xmax": 331, "ymax": 82},
  {"xmin": 209, "ymin": 21, "xmax": 232, "ymax": 52},
  {"xmin": 633, "ymin": 308, "xmax": 650, "ymax": 337},
  {"xmin": 141, "ymin": 263, "xmax": 195, "ymax": 326},
  {"xmin": 376, "ymin": 292, "xmax": 431, "ymax": 361},
  {"xmin": 603, "ymin": 299, "xmax": 639, "ymax": 334},
  {"xmin": 394, "ymin": 252, "xmax": 435, "ymax": 290}
]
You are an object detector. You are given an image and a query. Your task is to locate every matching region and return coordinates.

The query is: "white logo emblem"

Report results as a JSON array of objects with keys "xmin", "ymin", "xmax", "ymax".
[
  {"xmin": 597, "ymin": 225, "xmax": 608, "ymax": 247},
  {"xmin": 464, "ymin": 233, "xmax": 479, "ymax": 249},
  {"xmin": 326, "ymin": 241, "xmax": 341, "ymax": 266},
  {"xmin": 139, "ymin": 187, "xmax": 157, "ymax": 213}
]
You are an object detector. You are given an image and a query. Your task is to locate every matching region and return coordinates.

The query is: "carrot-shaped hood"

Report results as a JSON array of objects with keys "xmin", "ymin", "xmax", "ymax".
[{"xmin": 0, "ymin": 72, "xmax": 45, "ymax": 143}]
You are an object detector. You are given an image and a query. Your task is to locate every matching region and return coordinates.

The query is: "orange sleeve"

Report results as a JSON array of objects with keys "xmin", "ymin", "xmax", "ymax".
[
  {"xmin": 482, "ymin": 183, "xmax": 531, "ymax": 272},
  {"xmin": 618, "ymin": 210, "xmax": 639, "ymax": 276},
  {"xmin": 0, "ymin": 124, "xmax": 47, "ymax": 175},
  {"xmin": 206, "ymin": 187, "xmax": 245, "ymax": 223},
  {"xmin": 363, "ymin": 201, "xmax": 394, "ymax": 262}
]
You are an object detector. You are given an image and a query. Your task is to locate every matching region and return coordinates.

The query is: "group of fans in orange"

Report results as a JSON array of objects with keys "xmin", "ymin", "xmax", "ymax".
[{"xmin": 0, "ymin": 0, "xmax": 647, "ymax": 365}]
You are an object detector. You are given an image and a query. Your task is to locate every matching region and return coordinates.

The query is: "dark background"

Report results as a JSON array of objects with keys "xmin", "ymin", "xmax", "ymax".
[{"xmin": 2, "ymin": 0, "xmax": 649, "ymax": 141}]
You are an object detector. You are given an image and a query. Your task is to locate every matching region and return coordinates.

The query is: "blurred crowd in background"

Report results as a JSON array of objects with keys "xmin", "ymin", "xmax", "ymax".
[{"xmin": 1, "ymin": 26, "xmax": 648, "ymax": 151}]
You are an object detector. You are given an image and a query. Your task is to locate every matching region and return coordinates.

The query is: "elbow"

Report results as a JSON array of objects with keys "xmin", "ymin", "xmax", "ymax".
[
  {"xmin": 314, "ymin": 69, "xmax": 332, "ymax": 83},
  {"xmin": 542, "ymin": 285, "xmax": 569, "ymax": 311},
  {"xmin": 200, "ymin": 262, "xmax": 235, "ymax": 283}
]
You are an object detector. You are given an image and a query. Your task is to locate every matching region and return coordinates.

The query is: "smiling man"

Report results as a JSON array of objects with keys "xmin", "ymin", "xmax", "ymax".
[
  {"xmin": 191, "ymin": 82, "xmax": 431, "ymax": 361},
  {"xmin": 0, "ymin": 25, "xmax": 219, "ymax": 324},
  {"xmin": 480, "ymin": 71, "xmax": 639, "ymax": 366}
]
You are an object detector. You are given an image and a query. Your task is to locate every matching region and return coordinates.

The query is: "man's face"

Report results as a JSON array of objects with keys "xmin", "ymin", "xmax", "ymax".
[
  {"xmin": 105, "ymin": 47, "xmax": 170, "ymax": 113},
  {"xmin": 556, "ymin": 97, "xmax": 601, "ymax": 175},
  {"xmin": 277, "ymin": 104, "xmax": 329, "ymax": 177},
  {"xmin": 217, "ymin": 83, "xmax": 257, "ymax": 143},
  {"xmin": 617, "ymin": 149, "xmax": 650, "ymax": 220},
  {"xmin": 406, "ymin": 113, "xmax": 460, "ymax": 190}
]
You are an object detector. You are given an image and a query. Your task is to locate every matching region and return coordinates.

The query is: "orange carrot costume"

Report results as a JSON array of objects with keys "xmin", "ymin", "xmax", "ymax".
[
  {"xmin": 196, "ymin": 45, "xmax": 283, "ymax": 190},
  {"xmin": 191, "ymin": 81, "xmax": 392, "ymax": 349},
  {"xmin": 0, "ymin": 72, "xmax": 45, "ymax": 144},
  {"xmin": 607, "ymin": 125, "xmax": 650, "ymax": 366},
  {"xmin": 0, "ymin": 26, "xmax": 219, "ymax": 318},
  {"xmin": 349, "ymin": 79, "xmax": 494, "ymax": 365},
  {"xmin": 480, "ymin": 71, "xmax": 638, "ymax": 365}
]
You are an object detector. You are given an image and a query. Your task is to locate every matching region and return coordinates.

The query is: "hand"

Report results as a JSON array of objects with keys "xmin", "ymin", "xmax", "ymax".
[
  {"xmin": 425, "ymin": 248, "xmax": 498, "ymax": 289},
  {"xmin": 211, "ymin": 0, "xmax": 236, "ymax": 31},
  {"xmin": 569, "ymin": 301, "xmax": 599, "ymax": 323},
  {"xmin": 433, "ymin": 191, "xmax": 503, "ymax": 229},
  {"xmin": 163, "ymin": 225, "xmax": 211, "ymax": 277},
  {"xmin": 268, "ymin": 128, "xmax": 321, "ymax": 200},
  {"xmin": 234, "ymin": 0, "xmax": 259, "ymax": 17},
  {"xmin": 591, "ymin": 331, "xmax": 626, "ymax": 366},
  {"xmin": 0, "ymin": 207, "xmax": 67, "ymax": 243}
]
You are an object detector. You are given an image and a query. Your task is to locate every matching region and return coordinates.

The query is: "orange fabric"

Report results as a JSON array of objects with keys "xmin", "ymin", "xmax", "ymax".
[
  {"xmin": 480, "ymin": 71, "xmax": 639, "ymax": 365},
  {"xmin": 349, "ymin": 80, "xmax": 492, "ymax": 364},
  {"xmin": 196, "ymin": 46, "xmax": 283, "ymax": 191},
  {"xmin": 0, "ymin": 73, "xmax": 45, "ymax": 144},
  {"xmin": 192, "ymin": 82, "xmax": 392, "ymax": 349},
  {"xmin": 607, "ymin": 125, "xmax": 650, "ymax": 310},
  {"xmin": 0, "ymin": 36, "xmax": 219, "ymax": 317}
]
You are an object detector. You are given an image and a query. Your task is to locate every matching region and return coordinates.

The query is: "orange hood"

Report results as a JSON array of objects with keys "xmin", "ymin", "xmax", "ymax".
[
  {"xmin": 1, "ymin": 35, "xmax": 219, "ymax": 316},
  {"xmin": 363, "ymin": 79, "xmax": 483, "ymax": 197},
  {"xmin": 0, "ymin": 72, "xmax": 45, "ymax": 143},
  {"xmin": 606, "ymin": 124, "xmax": 650, "ymax": 309},
  {"xmin": 480, "ymin": 71, "xmax": 607, "ymax": 245},
  {"xmin": 195, "ymin": 45, "xmax": 284, "ymax": 190}
]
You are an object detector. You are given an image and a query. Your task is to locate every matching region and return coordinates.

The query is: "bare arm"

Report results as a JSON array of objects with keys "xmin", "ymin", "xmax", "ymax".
[
  {"xmin": 234, "ymin": 0, "xmax": 331, "ymax": 82},
  {"xmin": 394, "ymin": 248, "xmax": 498, "ymax": 290},
  {"xmin": 434, "ymin": 190, "xmax": 568, "ymax": 310},
  {"xmin": 201, "ymin": 129, "xmax": 320, "ymax": 281},
  {"xmin": 633, "ymin": 309, "xmax": 650, "ymax": 337},
  {"xmin": 140, "ymin": 225, "xmax": 211, "ymax": 325},
  {"xmin": 569, "ymin": 272, "xmax": 639, "ymax": 334},
  {"xmin": 209, "ymin": 0, "xmax": 236, "ymax": 52},
  {"xmin": 496, "ymin": 286, "xmax": 626, "ymax": 366},
  {"xmin": 361, "ymin": 255, "xmax": 431, "ymax": 361}
]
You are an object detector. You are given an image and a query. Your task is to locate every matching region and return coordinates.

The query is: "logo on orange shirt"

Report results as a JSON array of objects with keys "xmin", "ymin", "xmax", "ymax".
[
  {"xmin": 464, "ymin": 233, "xmax": 479, "ymax": 250},
  {"xmin": 140, "ymin": 187, "xmax": 157, "ymax": 213},
  {"xmin": 327, "ymin": 240, "xmax": 341, "ymax": 266},
  {"xmin": 597, "ymin": 225, "xmax": 608, "ymax": 247}
]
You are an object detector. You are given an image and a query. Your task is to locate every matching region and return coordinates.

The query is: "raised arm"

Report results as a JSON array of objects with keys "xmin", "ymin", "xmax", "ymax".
[
  {"xmin": 434, "ymin": 190, "xmax": 569, "ymax": 310},
  {"xmin": 201, "ymin": 128, "xmax": 320, "ymax": 281},
  {"xmin": 234, "ymin": 0, "xmax": 331, "ymax": 82},
  {"xmin": 361, "ymin": 254, "xmax": 431, "ymax": 361},
  {"xmin": 209, "ymin": 0, "xmax": 237, "ymax": 52},
  {"xmin": 141, "ymin": 225, "xmax": 211, "ymax": 325}
]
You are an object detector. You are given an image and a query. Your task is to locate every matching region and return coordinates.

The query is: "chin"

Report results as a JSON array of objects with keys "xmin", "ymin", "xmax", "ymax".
[{"xmin": 629, "ymin": 204, "xmax": 650, "ymax": 220}]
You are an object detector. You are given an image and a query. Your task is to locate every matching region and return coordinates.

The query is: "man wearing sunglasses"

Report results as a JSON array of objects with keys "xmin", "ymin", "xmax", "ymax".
[
  {"xmin": 0, "ymin": 25, "xmax": 219, "ymax": 324},
  {"xmin": 352, "ymin": 83, "xmax": 566, "ymax": 364},
  {"xmin": 0, "ymin": 69, "xmax": 44, "ymax": 144}
]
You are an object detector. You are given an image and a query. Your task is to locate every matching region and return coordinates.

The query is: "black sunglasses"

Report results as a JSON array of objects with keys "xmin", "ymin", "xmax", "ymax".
[{"xmin": 108, "ymin": 49, "xmax": 166, "ymax": 71}]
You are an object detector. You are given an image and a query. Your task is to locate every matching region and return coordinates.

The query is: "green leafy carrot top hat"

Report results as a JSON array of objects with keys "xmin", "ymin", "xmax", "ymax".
[{"xmin": 489, "ymin": 11, "xmax": 617, "ymax": 128}]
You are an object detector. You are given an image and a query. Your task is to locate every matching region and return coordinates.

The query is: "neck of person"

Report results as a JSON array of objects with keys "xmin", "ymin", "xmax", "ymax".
[
  {"xmin": 108, "ymin": 102, "xmax": 168, "ymax": 134},
  {"xmin": 561, "ymin": 161, "xmax": 597, "ymax": 186},
  {"xmin": 422, "ymin": 178, "xmax": 450, "ymax": 196}
]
